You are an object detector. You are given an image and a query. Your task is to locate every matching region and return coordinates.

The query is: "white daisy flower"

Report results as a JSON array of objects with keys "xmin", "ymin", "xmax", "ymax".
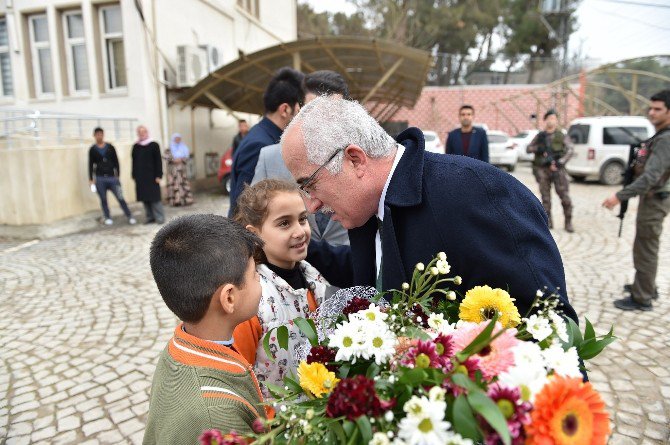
[
  {"xmin": 543, "ymin": 344, "xmax": 582, "ymax": 378},
  {"xmin": 548, "ymin": 310, "xmax": 569, "ymax": 343},
  {"xmin": 428, "ymin": 386, "xmax": 446, "ymax": 403},
  {"xmin": 436, "ymin": 259, "xmax": 450, "ymax": 275},
  {"xmin": 351, "ymin": 303, "xmax": 389, "ymax": 324},
  {"xmin": 329, "ymin": 318, "xmax": 367, "ymax": 361},
  {"xmin": 443, "ymin": 432, "xmax": 474, "ymax": 445},
  {"xmin": 524, "ymin": 314, "xmax": 552, "ymax": 342},
  {"xmin": 365, "ymin": 326, "xmax": 398, "ymax": 365},
  {"xmin": 397, "ymin": 413, "xmax": 452, "ymax": 445},
  {"xmin": 498, "ymin": 342, "xmax": 548, "ymax": 401},
  {"xmin": 370, "ymin": 432, "xmax": 391, "ymax": 445}
]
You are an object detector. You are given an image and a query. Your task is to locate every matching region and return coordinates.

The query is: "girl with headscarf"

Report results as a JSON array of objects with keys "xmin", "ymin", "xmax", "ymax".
[
  {"xmin": 164, "ymin": 133, "xmax": 194, "ymax": 207},
  {"xmin": 132, "ymin": 125, "xmax": 165, "ymax": 223}
]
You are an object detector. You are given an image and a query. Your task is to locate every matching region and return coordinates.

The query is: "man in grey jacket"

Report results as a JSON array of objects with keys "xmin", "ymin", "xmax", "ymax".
[
  {"xmin": 603, "ymin": 89, "xmax": 670, "ymax": 311},
  {"xmin": 252, "ymin": 70, "xmax": 351, "ymax": 246}
]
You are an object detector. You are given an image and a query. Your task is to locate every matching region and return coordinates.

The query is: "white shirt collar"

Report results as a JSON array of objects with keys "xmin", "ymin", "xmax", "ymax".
[{"xmin": 377, "ymin": 143, "xmax": 405, "ymax": 222}]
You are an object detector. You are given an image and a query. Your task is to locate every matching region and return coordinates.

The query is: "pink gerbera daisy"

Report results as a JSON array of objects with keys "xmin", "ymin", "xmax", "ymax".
[
  {"xmin": 485, "ymin": 383, "xmax": 532, "ymax": 445},
  {"xmin": 452, "ymin": 321, "xmax": 518, "ymax": 380}
]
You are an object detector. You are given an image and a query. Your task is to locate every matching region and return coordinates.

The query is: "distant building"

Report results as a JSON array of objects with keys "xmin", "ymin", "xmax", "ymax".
[{"xmin": 0, "ymin": 0, "xmax": 297, "ymax": 227}]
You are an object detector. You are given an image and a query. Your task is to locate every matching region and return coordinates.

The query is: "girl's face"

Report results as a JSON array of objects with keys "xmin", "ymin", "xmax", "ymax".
[{"xmin": 254, "ymin": 191, "xmax": 311, "ymax": 269}]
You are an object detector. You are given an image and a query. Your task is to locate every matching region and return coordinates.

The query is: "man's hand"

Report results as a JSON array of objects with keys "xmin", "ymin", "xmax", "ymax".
[
  {"xmin": 89, "ymin": 180, "xmax": 94, "ymax": 185},
  {"xmin": 602, "ymin": 193, "xmax": 620, "ymax": 210},
  {"xmin": 549, "ymin": 162, "xmax": 558, "ymax": 172},
  {"xmin": 155, "ymin": 178, "xmax": 161, "ymax": 184}
]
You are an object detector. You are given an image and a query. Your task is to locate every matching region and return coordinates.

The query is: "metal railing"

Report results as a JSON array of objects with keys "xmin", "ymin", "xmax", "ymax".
[{"xmin": 0, "ymin": 108, "xmax": 138, "ymax": 149}]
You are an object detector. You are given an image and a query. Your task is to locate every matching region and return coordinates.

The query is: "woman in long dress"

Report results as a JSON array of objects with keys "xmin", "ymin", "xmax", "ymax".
[
  {"xmin": 165, "ymin": 133, "xmax": 194, "ymax": 206},
  {"xmin": 131, "ymin": 125, "xmax": 165, "ymax": 224}
]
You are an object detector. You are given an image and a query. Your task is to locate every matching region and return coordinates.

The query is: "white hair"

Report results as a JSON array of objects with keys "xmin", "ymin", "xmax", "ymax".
[{"xmin": 281, "ymin": 96, "xmax": 397, "ymax": 173}]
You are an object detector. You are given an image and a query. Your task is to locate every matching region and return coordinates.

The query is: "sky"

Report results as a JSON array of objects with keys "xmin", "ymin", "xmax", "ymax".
[{"xmin": 303, "ymin": 0, "xmax": 670, "ymax": 66}]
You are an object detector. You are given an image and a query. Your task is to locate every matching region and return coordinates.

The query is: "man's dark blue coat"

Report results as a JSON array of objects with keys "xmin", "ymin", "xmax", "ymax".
[{"xmin": 308, "ymin": 127, "xmax": 578, "ymax": 323}]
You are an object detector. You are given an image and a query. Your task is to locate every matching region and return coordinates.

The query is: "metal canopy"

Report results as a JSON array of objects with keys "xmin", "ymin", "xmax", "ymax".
[{"xmin": 177, "ymin": 36, "xmax": 432, "ymax": 120}]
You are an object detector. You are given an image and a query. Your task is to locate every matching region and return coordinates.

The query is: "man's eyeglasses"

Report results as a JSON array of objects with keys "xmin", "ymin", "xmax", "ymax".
[{"xmin": 298, "ymin": 147, "xmax": 345, "ymax": 199}]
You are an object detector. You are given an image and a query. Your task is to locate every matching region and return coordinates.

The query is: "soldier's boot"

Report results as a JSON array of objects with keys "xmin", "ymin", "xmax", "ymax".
[{"xmin": 563, "ymin": 203, "xmax": 574, "ymax": 233}]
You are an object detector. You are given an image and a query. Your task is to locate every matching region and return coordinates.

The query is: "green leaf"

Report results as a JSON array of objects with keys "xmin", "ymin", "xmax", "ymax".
[
  {"xmin": 567, "ymin": 318, "xmax": 583, "ymax": 346},
  {"xmin": 294, "ymin": 317, "xmax": 319, "ymax": 347},
  {"xmin": 457, "ymin": 316, "xmax": 499, "ymax": 359},
  {"xmin": 328, "ymin": 420, "xmax": 347, "ymax": 444},
  {"xmin": 467, "ymin": 391, "xmax": 511, "ymax": 445},
  {"xmin": 262, "ymin": 328, "xmax": 277, "ymax": 363},
  {"xmin": 451, "ymin": 373, "xmax": 482, "ymax": 393},
  {"xmin": 398, "ymin": 368, "xmax": 428, "ymax": 386},
  {"xmin": 584, "ymin": 318, "xmax": 595, "ymax": 340},
  {"xmin": 339, "ymin": 363, "xmax": 351, "ymax": 378},
  {"xmin": 283, "ymin": 376, "xmax": 302, "ymax": 393},
  {"xmin": 342, "ymin": 420, "xmax": 355, "ymax": 437},
  {"xmin": 277, "ymin": 325, "xmax": 289, "ymax": 351},
  {"xmin": 452, "ymin": 395, "xmax": 483, "ymax": 441},
  {"xmin": 264, "ymin": 382, "xmax": 290, "ymax": 398},
  {"xmin": 355, "ymin": 416, "xmax": 372, "ymax": 443},
  {"xmin": 403, "ymin": 325, "xmax": 432, "ymax": 340},
  {"xmin": 366, "ymin": 362, "xmax": 380, "ymax": 379}
]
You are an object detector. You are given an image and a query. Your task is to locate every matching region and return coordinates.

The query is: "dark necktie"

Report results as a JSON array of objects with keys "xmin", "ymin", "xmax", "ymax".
[
  {"xmin": 315, "ymin": 212, "xmax": 330, "ymax": 235},
  {"xmin": 376, "ymin": 217, "xmax": 383, "ymax": 292}
]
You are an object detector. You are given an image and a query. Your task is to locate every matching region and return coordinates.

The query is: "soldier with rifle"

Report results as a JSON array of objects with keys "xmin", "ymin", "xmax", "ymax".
[
  {"xmin": 603, "ymin": 89, "xmax": 670, "ymax": 311},
  {"xmin": 527, "ymin": 109, "xmax": 575, "ymax": 232}
]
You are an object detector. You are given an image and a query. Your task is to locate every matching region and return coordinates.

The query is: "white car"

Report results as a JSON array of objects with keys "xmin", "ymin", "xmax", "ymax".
[
  {"xmin": 487, "ymin": 130, "xmax": 518, "ymax": 172},
  {"xmin": 422, "ymin": 130, "xmax": 443, "ymax": 154},
  {"xmin": 566, "ymin": 116, "xmax": 654, "ymax": 185},
  {"xmin": 509, "ymin": 130, "xmax": 539, "ymax": 162}
]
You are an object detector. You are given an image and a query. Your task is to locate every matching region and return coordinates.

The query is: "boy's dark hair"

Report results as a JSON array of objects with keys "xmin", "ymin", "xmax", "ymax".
[
  {"xmin": 93, "ymin": 127, "xmax": 104, "ymax": 134},
  {"xmin": 459, "ymin": 105, "xmax": 474, "ymax": 113},
  {"xmin": 544, "ymin": 109, "xmax": 557, "ymax": 120},
  {"xmin": 263, "ymin": 67, "xmax": 305, "ymax": 113},
  {"xmin": 238, "ymin": 119, "xmax": 247, "ymax": 124},
  {"xmin": 650, "ymin": 90, "xmax": 670, "ymax": 110},
  {"xmin": 150, "ymin": 214, "xmax": 263, "ymax": 323},
  {"xmin": 304, "ymin": 70, "xmax": 350, "ymax": 99}
]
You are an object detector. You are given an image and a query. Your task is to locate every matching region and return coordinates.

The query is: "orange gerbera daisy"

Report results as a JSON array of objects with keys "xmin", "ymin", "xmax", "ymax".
[{"xmin": 526, "ymin": 376, "xmax": 610, "ymax": 445}]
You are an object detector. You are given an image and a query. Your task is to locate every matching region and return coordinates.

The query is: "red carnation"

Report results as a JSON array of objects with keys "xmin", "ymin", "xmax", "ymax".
[
  {"xmin": 326, "ymin": 375, "xmax": 395, "ymax": 421},
  {"xmin": 343, "ymin": 297, "xmax": 372, "ymax": 316},
  {"xmin": 410, "ymin": 304, "xmax": 430, "ymax": 328},
  {"xmin": 307, "ymin": 345, "xmax": 338, "ymax": 372}
]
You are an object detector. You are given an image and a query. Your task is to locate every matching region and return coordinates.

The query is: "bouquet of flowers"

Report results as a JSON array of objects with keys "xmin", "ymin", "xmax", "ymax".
[{"xmin": 202, "ymin": 253, "xmax": 615, "ymax": 445}]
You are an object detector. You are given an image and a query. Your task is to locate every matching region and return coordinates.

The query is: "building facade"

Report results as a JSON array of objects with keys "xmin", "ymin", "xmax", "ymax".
[{"xmin": 0, "ymin": 0, "xmax": 296, "ymax": 226}]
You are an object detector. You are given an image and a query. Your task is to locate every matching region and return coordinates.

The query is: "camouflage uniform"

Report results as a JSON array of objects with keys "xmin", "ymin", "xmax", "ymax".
[{"xmin": 527, "ymin": 130, "xmax": 575, "ymax": 231}]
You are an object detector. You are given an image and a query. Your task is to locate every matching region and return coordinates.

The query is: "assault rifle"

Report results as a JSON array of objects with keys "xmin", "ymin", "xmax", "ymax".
[{"xmin": 618, "ymin": 142, "xmax": 638, "ymax": 237}]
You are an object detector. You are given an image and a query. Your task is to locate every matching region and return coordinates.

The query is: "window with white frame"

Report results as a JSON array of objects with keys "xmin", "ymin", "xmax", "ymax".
[
  {"xmin": 0, "ymin": 17, "xmax": 13, "ymax": 96},
  {"xmin": 63, "ymin": 10, "xmax": 89, "ymax": 94},
  {"xmin": 28, "ymin": 14, "xmax": 55, "ymax": 96},
  {"xmin": 99, "ymin": 5, "xmax": 126, "ymax": 91}
]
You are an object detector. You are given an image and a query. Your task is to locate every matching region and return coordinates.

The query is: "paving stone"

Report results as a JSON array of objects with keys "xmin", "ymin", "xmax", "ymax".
[
  {"xmin": 82, "ymin": 418, "xmax": 113, "ymax": 436},
  {"xmin": 57, "ymin": 415, "xmax": 81, "ymax": 432},
  {"xmin": 31, "ymin": 426, "xmax": 57, "ymax": 442}
]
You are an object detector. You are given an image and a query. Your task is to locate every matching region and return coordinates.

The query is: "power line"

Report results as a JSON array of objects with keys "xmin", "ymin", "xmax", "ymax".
[
  {"xmin": 595, "ymin": 0, "xmax": 670, "ymax": 9},
  {"xmin": 592, "ymin": 6, "xmax": 670, "ymax": 31}
]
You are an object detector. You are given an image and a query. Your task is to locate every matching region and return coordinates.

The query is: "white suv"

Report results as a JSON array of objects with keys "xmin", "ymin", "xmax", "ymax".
[{"xmin": 566, "ymin": 116, "xmax": 654, "ymax": 185}]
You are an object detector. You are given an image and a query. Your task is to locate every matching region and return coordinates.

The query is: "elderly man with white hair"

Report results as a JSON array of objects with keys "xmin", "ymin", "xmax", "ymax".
[{"xmin": 281, "ymin": 96, "xmax": 578, "ymax": 323}]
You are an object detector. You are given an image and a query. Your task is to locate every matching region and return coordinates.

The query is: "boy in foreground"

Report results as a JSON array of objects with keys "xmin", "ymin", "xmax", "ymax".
[{"xmin": 143, "ymin": 214, "xmax": 268, "ymax": 444}]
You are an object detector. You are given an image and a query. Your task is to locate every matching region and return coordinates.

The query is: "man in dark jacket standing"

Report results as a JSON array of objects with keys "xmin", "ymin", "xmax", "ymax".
[
  {"xmin": 227, "ymin": 67, "xmax": 304, "ymax": 216},
  {"xmin": 88, "ymin": 127, "xmax": 136, "ymax": 225},
  {"xmin": 282, "ymin": 96, "xmax": 579, "ymax": 324},
  {"xmin": 132, "ymin": 125, "xmax": 164, "ymax": 224},
  {"xmin": 445, "ymin": 105, "xmax": 489, "ymax": 163}
]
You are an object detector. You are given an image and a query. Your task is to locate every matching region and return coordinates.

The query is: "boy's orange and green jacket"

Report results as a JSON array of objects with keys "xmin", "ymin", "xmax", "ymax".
[{"xmin": 143, "ymin": 324, "xmax": 270, "ymax": 445}]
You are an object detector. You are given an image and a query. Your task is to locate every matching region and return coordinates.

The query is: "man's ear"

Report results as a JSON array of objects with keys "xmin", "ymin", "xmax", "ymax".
[
  {"xmin": 344, "ymin": 145, "xmax": 368, "ymax": 178},
  {"xmin": 217, "ymin": 284, "xmax": 236, "ymax": 315}
]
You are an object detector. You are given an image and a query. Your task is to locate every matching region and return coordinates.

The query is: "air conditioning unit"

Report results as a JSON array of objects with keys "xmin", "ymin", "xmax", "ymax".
[
  {"xmin": 203, "ymin": 45, "xmax": 225, "ymax": 72},
  {"xmin": 177, "ymin": 45, "xmax": 208, "ymax": 87}
]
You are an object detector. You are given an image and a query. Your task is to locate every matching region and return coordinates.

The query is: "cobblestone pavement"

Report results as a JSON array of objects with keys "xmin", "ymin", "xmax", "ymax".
[{"xmin": 1, "ymin": 163, "xmax": 669, "ymax": 444}]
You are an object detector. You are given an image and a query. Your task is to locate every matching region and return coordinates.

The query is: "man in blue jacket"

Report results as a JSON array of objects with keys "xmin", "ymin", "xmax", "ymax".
[
  {"xmin": 445, "ymin": 105, "xmax": 489, "ymax": 163},
  {"xmin": 227, "ymin": 67, "xmax": 304, "ymax": 216},
  {"xmin": 283, "ymin": 96, "xmax": 578, "ymax": 323}
]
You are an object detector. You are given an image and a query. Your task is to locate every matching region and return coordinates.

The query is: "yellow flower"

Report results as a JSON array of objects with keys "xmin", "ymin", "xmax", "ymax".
[
  {"xmin": 297, "ymin": 361, "xmax": 339, "ymax": 398},
  {"xmin": 459, "ymin": 285, "xmax": 521, "ymax": 328}
]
